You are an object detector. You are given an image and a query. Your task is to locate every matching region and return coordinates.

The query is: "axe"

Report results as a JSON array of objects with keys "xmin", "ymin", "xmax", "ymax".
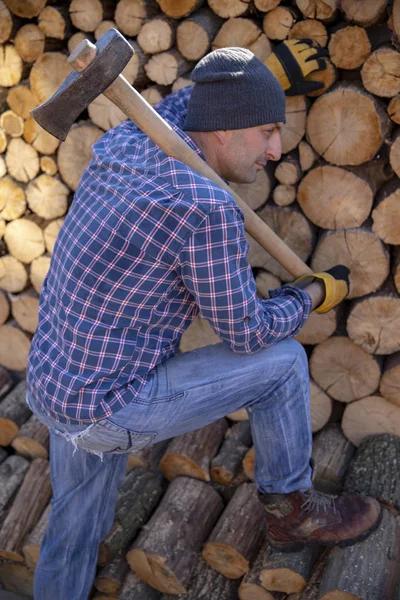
[{"xmin": 31, "ymin": 29, "xmax": 312, "ymax": 278}]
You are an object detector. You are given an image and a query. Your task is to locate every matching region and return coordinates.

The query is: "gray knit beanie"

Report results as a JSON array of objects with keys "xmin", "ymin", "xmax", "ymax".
[{"xmin": 183, "ymin": 47, "xmax": 286, "ymax": 132}]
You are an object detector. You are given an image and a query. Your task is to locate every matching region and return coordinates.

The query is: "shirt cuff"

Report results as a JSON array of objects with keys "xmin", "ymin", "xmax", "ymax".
[{"xmin": 269, "ymin": 284, "xmax": 313, "ymax": 336}]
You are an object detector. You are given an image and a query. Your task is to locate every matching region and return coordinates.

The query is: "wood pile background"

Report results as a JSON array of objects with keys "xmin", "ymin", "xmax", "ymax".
[{"xmin": 0, "ymin": 0, "xmax": 399, "ymax": 598}]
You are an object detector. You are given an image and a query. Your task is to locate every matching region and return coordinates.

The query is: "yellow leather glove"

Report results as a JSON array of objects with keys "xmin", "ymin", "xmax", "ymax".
[
  {"xmin": 264, "ymin": 39, "xmax": 328, "ymax": 96},
  {"xmin": 293, "ymin": 265, "xmax": 350, "ymax": 314}
]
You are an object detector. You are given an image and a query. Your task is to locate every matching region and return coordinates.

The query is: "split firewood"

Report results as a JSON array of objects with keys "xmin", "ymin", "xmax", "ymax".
[
  {"xmin": 0, "ymin": 454, "xmax": 30, "ymax": 525},
  {"xmin": 263, "ymin": 7, "xmax": 295, "ymax": 41},
  {"xmin": 30, "ymin": 254, "xmax": 51, "ymax": 293},
  {"xmin": 22, "ymin": 502, "xmax": 50, "ymax": 570},
  {"xmin": 289, "ymin": 18, "xmax": 328, "ymax": 46},
  {"xmin": 0, "ymin": 1, "xmax": 12, "ymax": 44},
  {"xmin": 0, "ymin": 323, "xmax": 31, "ymax": 370},
  {"xmin": 127, "ymin": 476, "xmax": 223, "ymax": 594},
  {"xmin": 29, "ymin": 51, "xmax": 72, "ymax": 104},
  {"xmin": 296, "ymin": 0, "xmax": 339, "ymax": 22},
  {"xmin": 26, "ymin": 175, "xmax": 69, "ymax": 220},
  {"xmin": 68, "ymin": 31, "xmax": 91, "ymax": 53},
  {"xmin": 0, "ymin": 381, "xmax": 31, "ymax": 445},
  {"xmin": 372, "ymin": 179, "xmax": 400, "ymax": 244},
  {"xmin": 388, "ymin": 94, "xmax": 400, "ymax": 123},
  {"xmin": 6, "ymin": 84, "xmax": 38, "ymax": 120},
  {"xmin": 211, "ymin": 421, "xmax": 252, "ymax": 485},
  {"xmin": 272, "ymin": 184, "xmax": 296, "ymax": 207},
  {"xmin": 95, "ymin": 549, "xmax": 130, "ymax": 596},
  {"xmin": 298, "ymin": 165, "xmax": 373, "ymax": 230},
  {"xmin": 14, "ymin": 24, "xmax": 45, "ymax": 63},
  {"xmin": 6, "ymin": 137, "xmax": 40, "ymax": 183},
  {"xmin": 0, "ymin": 293, "xmax": 8, "ymax": 326},
  {"xmin": 94, "ymin": 19, "xmax": 117, "ymax": 40},
  {"xmin": 229, "ymin": 167, "xmax": 272, "ymax": 211},
  {"xmin": 202, "ymin": 482, "xmax": 265, "ymax": 579},
  {"xmin": 171, "ymin": 74, "xmax": 192, "ymax": 92},
  {"xmin": 145, "ymin": 49, "xmax": 192, "ymax": 86},
  {"xmin": 178, "ymin": 315, "xmax": 220, "ymax": 353},
  {"xmin": 254, "ymin": 0, "xmax": 281, "ymax": 11},
  {"xmin": 361, "ymin": 47, "xmax": 400, "ymax": 98},
  {"xmin": 306, "ymin": 85, "xmax": 390, "ymax": 166},
  {"xmin": 394, "ymin": 0, "xmax": 400, "ymax": 39},
  {"xmin": 281, "ymin": 95, "xmax": 308, "ymax": 154},
  {"xmin": 0, "ymin": 447, "xmax": 6, "ymax": 465},
  {"xmin": 115, "ymin": 0, "xmax": 160, "ymax": 37},
  {"xmin": 0, "ymin": 44, "xmax": 22, "ymax": 87},
  {"xmin": 0, "ymin": 563, "xmax": 34, "ymax": 598},
  {"xmin": 309, "ymin": 336, "xmax": 382, "ymax": 403},
  {"xmin": 311, "ymin": 228, "xmax": 389, "ymax": 299},
  {"xmin": 88, "ymin": 94, "xmax": 127, "ymax": 131},
  {"xmin": 242, "ymin": 446, "xmax": 254, "ymax": 481},
  {"xmin": 11, "ymin": 413, "xmax": 49, "ymax": 459},
  {"xmin": 294, "ymin": 307, "xmax": 340, "ymax": 345},
  {"xmin": 4, "ymin": 218, "xmax": 45, "ymax": 264},
  {"xmin": 298, "ymin": 140, "xmax": 318, "ymax": 172},
  {"xmin": 0, "ymin": 109, "xmax": 23, "ymax": 137},
  {"xmin": 40, "ymin": 155, "xmax": 58, "ymax": 176},
  {"xmin": 0, "ymin": 131, "xmax": 6, "ymax": 154},
  {"xmin": 24, "ymin": 115, "xmax": 60, "ymax": 154},
  {"xmin": 10, "ymin": 291, "xmax": 39, "ymax": 333},
  {"xmin": 247, "ymin": 204, "xmax": 316, "ymax": 282},
  {"xmin": 0, "ymin": 457, "xmax": 51, "ymax": 562},
  {"xmin": 0, "ymin": 177, "xmax": 26, "ymax": 221},
  {"xmin": 328, "ymin": 25, "xmax": 371, "ymax": 70},
  {"xmin": 309, "ymin": 379, "xmax": 332, "ymax": 433},
  {"xmin": 380, "ymin": 352, "xmax": 400, "ymax": 407},
  {"xmin": 341, "ymin": 0, "xmax": 389, "ymax": 27},
  {"xmin": 141, "ymin": 84, "xmax": 167, "ymax": 105},
  {"xmin": 208, "ymin": 0, "xmax": 249, "ymax": 19},
  {"xmin": 98, "ymin": 467, "xmax": 165, "ymax": 565},
  {"xmin": 38, "ymin": 5, "xmax": 71, "ymax": 41},
  {"xmin": 121, "ymin": 41, "xmax": 148, "ymax": 88},
  {"xmin": 159, "ymin": 418, "xmax": 228, "ymax": 481},
  {"xmin": 312, "ymin": 423, "xmax": 355, "ymax": 495},
  {"xmin": 69, "ymin": 0, "xmax": 103, "ymax": 32},
  {"xmin": 274, "ymin": 154, "xmax": 301, "ymax": 186},
  {"xmin": 239, "ymin": 540, "xmax": 320, "ymax": 596},
  {"xmin": 5, "ymin": 0, "xmax": 46, "ymax": 18},
  {"xmin": 255, "ymin": 270, "xmax": 281, "ymax": 298},
  {"xmin": 177, "ymin": 8, "xmax": 222, "ymax": 61},
  {"xmin": 0, "ymin": 255, "xmax": 28, "ymax": 293},
  {"xmin": 57, "ymin": 121, "xmax": 103, "ymax": 191},
  {"xmin": 212, "ymin": 18, "xmax": 272, "ymax": 62},
  {"xmin": 138, "ymin": 16, "xmax": 176, "ymax": 55},
  {"xmin": 342, "ymin": 396, "xmax": 400, "ymax": 446},
  {"xmin": 119, "ymin": 570, "xmax": 162, "ymax": 600},
  {"xmin": 389, "ymin": 128, "xmax": 400, "ymax": 178}
]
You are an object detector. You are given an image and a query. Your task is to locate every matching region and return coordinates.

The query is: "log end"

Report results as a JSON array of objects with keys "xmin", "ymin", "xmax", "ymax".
[
  {"xmin": 127, "ymin": 549, "xmax": 187, "ymax": 594},
  {"xmin": 202, "ymin": 541, "xmax": 249, "ymax": 579},
  {"xmin": 159, "ymin": 453, "xmax": 210, "ymax": 482},
  {"xmin": 260, "ymin": 567, "xmax": 307, "ymax": 594}
]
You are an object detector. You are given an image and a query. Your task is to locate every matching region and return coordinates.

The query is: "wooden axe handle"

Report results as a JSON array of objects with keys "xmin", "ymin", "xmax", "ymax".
[{"xmin": 70, "ymin": 42, "xmax": 312, "ymax": 278}]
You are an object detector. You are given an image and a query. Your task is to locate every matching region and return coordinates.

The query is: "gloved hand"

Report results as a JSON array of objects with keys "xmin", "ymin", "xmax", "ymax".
[
  {"xmin": 293, "ymin": 265, "xmax": 350, "ymax": 313},
  {"xmin": 264, "ymin": 39, "xmax": 328, "ymax": 96}
]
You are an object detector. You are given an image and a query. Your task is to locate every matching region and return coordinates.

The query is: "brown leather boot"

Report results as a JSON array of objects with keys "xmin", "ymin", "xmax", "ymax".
[{"xmin": 259, "ymin": 487, "xmax": 383, "ymax": 552}]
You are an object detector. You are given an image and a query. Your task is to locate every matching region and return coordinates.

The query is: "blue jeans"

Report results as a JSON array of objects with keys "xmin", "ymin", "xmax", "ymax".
[{"xmin": 28, "ymin": 339, "xmax": 312, "ymax": 600}]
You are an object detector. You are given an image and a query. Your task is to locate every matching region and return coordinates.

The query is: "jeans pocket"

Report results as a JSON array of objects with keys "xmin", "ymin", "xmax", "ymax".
[{"xmin": 76, "ymin": 419, "xmax": 156, "ymax": 455}]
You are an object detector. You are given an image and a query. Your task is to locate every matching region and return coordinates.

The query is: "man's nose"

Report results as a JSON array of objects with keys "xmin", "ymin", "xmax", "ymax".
[{"xmin": 266, "ymin": 131, "xmax": 282, "ymax": 162}]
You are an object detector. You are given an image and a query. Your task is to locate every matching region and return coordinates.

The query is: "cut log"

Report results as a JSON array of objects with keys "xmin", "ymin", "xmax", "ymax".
[
  {"xmin": 38, "ymin": 5, "xmax": 71, "ymax": 40},
  {"xmin": 255, "ymin": 270, "xmax": 281, "ymax": 299},
  {"xmin": 0, "ymin": 293, "xmax": 9, "ymax": 325},
  {"xmin": 210, "ymin": 421, "xmax": 252, "ymax": 485},
  {"xmin": 24, "ymin": 115, "xmax": 60, "ymax": 154},
  {"xmin": 4, "ymin": 218, "xmax": 45, "ymax": 264},
  {"xmin": 341, "ymin": 0, "xmax": 389, "ymax": 27},
  {"xmin": 10, "ymin": 292, "xmax": 39, "ymax": 333},
  {"xmin": 67, "ymin": 31, "xmax": 91, "ymax": 53},
  {"xmin": 43, "ymin": 218, "xmax": 63, "ymax": 253},
  {"xmin": 388, "ymin": 94, "xmax": 400, "ymax": 124},
  {"xmin": 179, "ymin": 314, "xmax": 221, "ymax": 352},
  {"xmin": 272, "ymin": 184, "xmax": 296, "ymax": 207},
  {"xmin": 0, "ymin": 381, "xmax": 30, "ymax": 445},
  {"xmin": 0, "ymin": 457, "xmax": 51, "ymax": 562},
  {"xmin": 307, "ymin": 84, "xmax": 391, "ymax": 166},
  {"xmin": 207, "ymin": 0, "xmax": 249, "ymax": 18},
  {"xmin": 328, "ymin": 25, "xmax": 371, "ymax": 70},
  {"xmin": 30, "ymin": 254, "xmax": 51, "ymax": 293},
  {"xmin": 389, "ymin": 128, "xmax": 400, "ymax": 180},
  {"xmin": 177, "ymin": 8, "xmax": 223, "ymax": 61},
  {"xmin": 295, "ymin": 0, "xmax": 339, "ymax": 22},
  {"xmin": 295, "ymin": 307, "xmax": 340, "ymax": 345},
  {"xmin": 127, "ymin": 476, "xmax": 223, "ymax": 594},
  {"xmin": 394, "ymin": 0, "xmax": 400, "ymax": 40},
  {"xmin": 126, "ymin": 439, "xmax": 169, "ymax": 473},
  {"xmin": 247, "ymin": 204, "xmax": 316, "ymax": 282},
  {"xmin": 0, "ymin": 177, "xmax": 26, "ymax": 221},
  {"xmin": 145, "ymin": 49, "xmax": 192, "ymax": 85},
  {"xmin": 262, "ymin": 7, "xmax": 294, "ymax": 41},
  {"xmin": 0, "ymin": 563, "xmax": 34, "ymax": 598},
  {"xmin": 298, "ymin": 140, "xmax": 318, "ymax": 172},
  {"xmin": 311, "ymin": 228, "xmax": 389, "ymax": 299},
  {"xmin": 69, "ymin": 0, "xmax": 103, "ymax": 32},
  {"xmin": 289, "ymin": 18, "xmax": 328, "ymax": 46},
  {"xmin": 309, "ymin": 336, "xmax": 381, "ymax": 403},
  {"xmin": 0, "ymin": 324, "xmax": 30, "ymax": 371},
  {"xmin": 281, "ymin": 95, "xmax": 308, "ymax": 154},
  {"xmin": 0, "ymin": 255, "xmax": 28, "ymax": 293},
  {"xmin": 95, "ymin": 549, "xmax": 130, "ymax": 596},
  {"xmin": 14, "ymin": 24, "xmax": 44, "ymax": 63},
  {"xmin": 6, "ymin": 84, "xmax": 38, "ymax": 120},
  {"xmin": 159, "ymin": 418, "xmax": 228, "ymax": 482},
  {"xmin": 0, "ymin": 455, "xmax": 30, "ymax": 524},
  {"xmin": 0, "ymin": 130, "xmax": 6, "ymax": 155},
  {"xmin": 238, "ymin": 547, "xmax": 276, "ymax": 600},
  {"xmin": 254, "ymin": 0, "xmax": 281, "ymax": 11},
  {"xmin": 120, "ymin": 570, "xmax": 161, "ymax": 600},
  {"xmin": 242, "ymin": 446, "xmax": 254, "ymax": 481},
  {"xmin": 98, "ymin": 467, "xmax": 165, "ymax": 566},
  {"xmin": 361, "ymin": 47, "xmax": 400, "ymax": 98},
  {"xmin": 372, "ymin": 180, "xmax": 400, "ymax": 244},
  {"xmin": 57, "ymin": 122, "xmax": 103, "ymax": 191},
  {"xmin": 6, "ymin": 137, "xmax": 39, "ymax": 183},
  {"xmin": 22, "ymin": 502, "xmax": 50, "ymax": 571},
  {"xmin": 274, "ymin": 155, "xmax": 301, "ymax": 185},
  {"xmin": 212, "ymin": 18, "xmax": 272, "ymax": 62},
  {"xmin": 202, "ymin": 483, "xmax": 265, "ymax": 579},
  {"xmin": 298, "ymin": 165, "xmax": 373, "ymax": 230},
  {"xmin": 141, "ymin": 84, "xmax": 168, "ymax": 105},
  {"xmin": 26, "ymin": 175, "xmax": 68, "ymax": 221},
  {"xmin": 0, "ymin": 44, "xmax": 22, "ymax": 87},
  {"xmin": 310, "ymin": 379, "xmax": 332, "ymax": 434},
  {"xmin": 347, "ymin": 292, "xmax": 400, "ymax": 354},
  {"xmin": 11, "ymin": 414, "xmax": 49, "ymax": 459},
  {"xmin": 4, "ymin": 0, "xmax": 46, "ymax": 18},
  {"xmin": 305, "ymin": 58, "xmax": 337, "ymax": 98},
  {"xmin": 115, "ymin": 0, "xmax": 160, "ymax": 37},
  {"xmin": 0, "ymin": 109, "xmax": 23, "ymax": 137},
  {"xmin": 342, "ymin": 396, "xmax": 400, "ymax": 446},
  {"xmin": 138, "ymin": 16, "xmax": 176, "ymax": 55},
  {"xmin": 0, "ymin": 1, "xmax": 12, "ymax": 44},
  {"xmin": 29, "ymin": 51, "xmax": 72, "ymax": 104},
  {"xmin": 121, "ymin": 41, "xmax": 148, "ymax": 88},
  {"xmin": 40, "ymin": 155, "xmax": 58, "ymax": 176},
  {"xmin": 312, "ymin": 423, "xmax": 355, "ymax": 495},
  {"xmin": 88, "ymin": 94, "xmax": 127, "ymax": 131},
  {"xmin": 229, "ymin": 167, "xmax": 272, "ymax": 211},
  {"xmin": 171, "ymin": 74, "xmax": 192, "ymax": 92},
  {"xmin": 380, "ymin": 352, "xmax": 400, "ymax": 407},
  {"xmin": 94, "ymin": 19, "xmax": 117, "ymax": 40}
]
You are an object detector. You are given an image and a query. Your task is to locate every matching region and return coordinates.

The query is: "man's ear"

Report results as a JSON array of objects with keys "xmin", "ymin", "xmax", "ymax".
[{"xmin": 214, "ymin": 130, "xmax": 230, "ymax": 145}]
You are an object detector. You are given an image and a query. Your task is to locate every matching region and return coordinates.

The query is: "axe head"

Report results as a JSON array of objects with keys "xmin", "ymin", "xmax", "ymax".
[{"xmin": 31, "ymin": 29, "xmax": 133, "ymax": 141}]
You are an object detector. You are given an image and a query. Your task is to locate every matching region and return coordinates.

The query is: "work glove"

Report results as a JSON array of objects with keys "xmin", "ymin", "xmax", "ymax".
[
  {"xmin": 264, "ymin": 39, "xmax": 328, "ymax": 96},
  {"xmin": 293, "ymin": 265, "xmax": 350, "ymax": 314}
]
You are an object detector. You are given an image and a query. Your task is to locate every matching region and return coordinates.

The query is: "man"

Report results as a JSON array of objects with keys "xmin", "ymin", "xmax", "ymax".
[{"xmin": 26, "ymin": 42, "xmax": 382, "ymax": 599}]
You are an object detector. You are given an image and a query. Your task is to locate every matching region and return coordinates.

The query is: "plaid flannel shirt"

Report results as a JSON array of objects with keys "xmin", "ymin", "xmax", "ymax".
[{"xmin": 26, "ymin": 86, "xmax": 312, "ymax": 425}]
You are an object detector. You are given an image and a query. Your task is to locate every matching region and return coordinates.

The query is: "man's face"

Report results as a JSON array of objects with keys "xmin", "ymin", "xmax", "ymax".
[{"xmin": 218, "ymin": 123, "xmax": 283, "ymax": 184}]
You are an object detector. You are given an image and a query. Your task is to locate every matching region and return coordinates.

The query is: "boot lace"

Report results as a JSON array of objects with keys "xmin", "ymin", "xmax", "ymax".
[{"xmin": 300, "ymin": 488, "xmax": 337, "ymax": 515}]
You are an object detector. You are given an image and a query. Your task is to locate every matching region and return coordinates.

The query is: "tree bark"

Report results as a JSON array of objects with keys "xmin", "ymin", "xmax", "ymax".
[
  {"xmin": 0, "ymin": 381, "xmax": 30, "ymax": 445},
  {"xmin": 312, "ymin": 423, "xmax": 355, "ymax": 495},
  {"xmin": 120, "ymin": 570, "xmax": 162, "ymax": 600},
  {"xmin": 95, "ymin": 549, "xmax": 130, "ymax": 596},
  {"xmin": 11, "ymin": 413, "xmax": 49, "ymax": 459},
  {"xmin": 211, "ymin": 421, "xmax": 252, "ymax": 485},
  {"xmin": 22, "ymin": 501, "xmax": 50, "ymax": 570},
  {"xmin": 0, "ymin": 454, "xmax": 30, "ymax": 526}
]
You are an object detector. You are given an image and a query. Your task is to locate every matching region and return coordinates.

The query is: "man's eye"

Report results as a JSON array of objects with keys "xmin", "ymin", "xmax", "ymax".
[{"xmin": 264, "ymin": 130, "xmax": 273, "ymax": 137}]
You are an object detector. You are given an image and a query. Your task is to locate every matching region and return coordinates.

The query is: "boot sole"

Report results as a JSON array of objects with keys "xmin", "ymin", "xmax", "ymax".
[{"xmin": 267, "ymin": 503, "xmax": 384, "ymax": 553}]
